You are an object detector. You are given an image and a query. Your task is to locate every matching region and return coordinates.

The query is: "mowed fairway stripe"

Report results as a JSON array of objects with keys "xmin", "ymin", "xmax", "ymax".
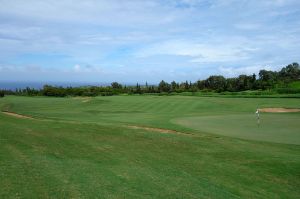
[{"xmin": 1, "ymin": 110, "xmax": 194, "ymax": 137}]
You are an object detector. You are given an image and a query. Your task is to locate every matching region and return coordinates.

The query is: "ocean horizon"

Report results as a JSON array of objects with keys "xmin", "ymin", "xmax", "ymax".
[{"xmin": 0, "ymin": 81, "xmax": 112, "ymax": 90}]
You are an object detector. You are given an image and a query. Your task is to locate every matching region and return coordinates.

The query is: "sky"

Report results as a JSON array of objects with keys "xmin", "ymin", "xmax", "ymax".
[{"xmin": 0, "ymin": 0, "xmax": 299, "ymax": 84}]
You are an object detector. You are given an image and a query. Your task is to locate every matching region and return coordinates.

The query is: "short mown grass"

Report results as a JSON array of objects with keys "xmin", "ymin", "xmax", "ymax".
[{"xmin": 0, "ymin": 95, "xmax": 299, "ymax": 198}]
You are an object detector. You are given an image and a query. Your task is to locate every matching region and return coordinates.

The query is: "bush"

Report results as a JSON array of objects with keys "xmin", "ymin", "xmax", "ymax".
[
  {"xmin": 276, "ymin": 88, "xmax": 300, "ymax": 94},
  {"xmin": 0, "ymin": 91, "xmax": 4, "ymax": 98}
]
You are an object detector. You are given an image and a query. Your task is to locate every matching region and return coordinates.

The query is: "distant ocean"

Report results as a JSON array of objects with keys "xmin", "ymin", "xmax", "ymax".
[{"xmin": 0, "ymin": 81, "xmax": 110, "ymax": 90}]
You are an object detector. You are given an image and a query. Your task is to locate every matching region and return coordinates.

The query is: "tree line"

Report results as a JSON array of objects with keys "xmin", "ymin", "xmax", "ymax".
[{"xmin": 0, "ymin": 62, "xmax": 299, "ymax": 97}]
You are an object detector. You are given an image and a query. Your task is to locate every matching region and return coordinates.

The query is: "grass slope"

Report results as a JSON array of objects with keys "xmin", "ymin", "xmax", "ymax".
[{"xmin": 0, "ymin": 95, "xmax": 300, "ymax": 198}]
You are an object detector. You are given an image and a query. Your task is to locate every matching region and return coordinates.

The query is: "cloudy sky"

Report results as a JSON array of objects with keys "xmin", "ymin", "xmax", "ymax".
[{"xmin": 0, "ymin": 0, "xmax": 299, "ymax": 83}]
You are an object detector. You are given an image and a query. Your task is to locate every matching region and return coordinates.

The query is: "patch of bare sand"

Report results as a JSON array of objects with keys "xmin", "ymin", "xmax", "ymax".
[
  {"xmin": 2, "ymin": 111, "xmax": 34, "ymax": 119},
  {"xmin": 127, "ymin": 125, "xmax": 193, "ymax": 136},
  {"xmin": 258, "ymin": 108, "xmax": 300, "ymax": 113},
  {"xmin": 73, "ymin": 97, "xmax": 91, "ymax": 103}
]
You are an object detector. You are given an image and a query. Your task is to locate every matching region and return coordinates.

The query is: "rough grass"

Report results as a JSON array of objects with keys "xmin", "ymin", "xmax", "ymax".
[
  {"xmin": 0, "ymin": 95, "xmax": 300, "ymax": 198},
  {"xmin": 289, "ymin": 81, "xmax": 300, "ymax": 89}
]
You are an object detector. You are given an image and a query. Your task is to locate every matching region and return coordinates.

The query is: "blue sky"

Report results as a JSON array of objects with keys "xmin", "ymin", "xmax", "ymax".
[{"xmin": 0, "ymin": 0, "xmax": 299, "ymax": 83}]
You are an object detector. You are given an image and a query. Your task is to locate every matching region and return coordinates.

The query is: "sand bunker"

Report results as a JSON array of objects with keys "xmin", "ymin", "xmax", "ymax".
[
  {"xmin": 258, "ymin": 108, "xmax": 300, "ymax": 113},
  {"xmin": 2, "ymin": 111, "xmax": 34, "ymax": 119},
  {"xmin": 73, "ymin": 97, "xmax": 91, "ymax": 103},
  {"xmin": 126, "ymin": 125, "xmax": 193, "ymax": 136}
]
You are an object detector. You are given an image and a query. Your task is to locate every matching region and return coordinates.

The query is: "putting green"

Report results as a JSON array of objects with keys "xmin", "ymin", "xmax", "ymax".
[{"xmin": 173, "ymin": 113, "xmax": 300, "ymax": 145}]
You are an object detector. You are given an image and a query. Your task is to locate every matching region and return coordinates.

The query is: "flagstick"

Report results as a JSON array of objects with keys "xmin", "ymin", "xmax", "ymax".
[{"xmin": 256, "ymin": 108, "xmax": 260, "ymax": 127}]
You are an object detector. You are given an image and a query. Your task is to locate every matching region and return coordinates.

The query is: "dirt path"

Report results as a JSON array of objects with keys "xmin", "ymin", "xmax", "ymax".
[
  {"xmin": 2, "ymin": 111, "xmax": 34, "ymax": 119},
  {"xmin": 126, "ymin": 125, "xmax": 193, "ymax": 136},
  {"xmin": 258, "ymin": 108, "xmax": 300, "ymax": 113}
]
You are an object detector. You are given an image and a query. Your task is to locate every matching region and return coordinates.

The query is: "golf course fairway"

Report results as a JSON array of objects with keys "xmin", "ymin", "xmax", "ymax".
[{"xmin": 1, "ymin": 95, "xmax": 299, "ymax": 198}]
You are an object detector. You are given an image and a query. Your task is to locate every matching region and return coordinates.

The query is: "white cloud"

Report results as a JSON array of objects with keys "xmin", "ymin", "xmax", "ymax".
[
  {"xmin": 0, "ymin": 0, "xmax": 180, "ymax": 27},
  {"xmin": 73, "ymin": 64, "xmax": 81, "ymax": 72},
  {"xmin": 218, "ymin": 65, "xmax": 275, "ymax": 77},
  {"xmin": 262, "ymin": 0, "xmax": 298, "ymax": 6},
  {"xmin": 135, "ymin": 39, "xmax": 256, "ymax": 63},
  {"xmin": 73, "ymin": 64, "xmax": 102, "ymax": 73},
  {"xmin": 0, "ymin": 0, "xmax": 299, "ymax": 82}
]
